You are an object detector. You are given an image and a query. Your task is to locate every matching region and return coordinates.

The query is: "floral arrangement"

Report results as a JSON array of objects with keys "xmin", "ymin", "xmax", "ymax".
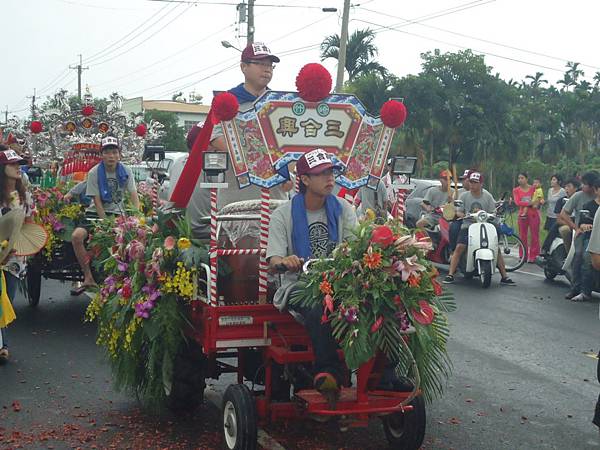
[
  {"xmin": 31, "ymin": 185, "xmax": 85, "ymax": 257},
  {"xmin": 85, "ymin": 213, "xmax": 209, "ymax": 410},
  {"xmin": 291, "ymin": 220, "xmax": 455, "ymax": 402}
]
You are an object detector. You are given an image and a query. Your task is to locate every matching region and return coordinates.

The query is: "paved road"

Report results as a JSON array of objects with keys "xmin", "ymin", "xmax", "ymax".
[{"xmin": 1, "ymin": 266, "xmax": 599, "ymax": 449}]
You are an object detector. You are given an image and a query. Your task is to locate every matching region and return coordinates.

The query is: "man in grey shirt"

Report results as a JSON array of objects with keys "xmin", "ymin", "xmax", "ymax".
[
  {"xmin": 416, "ymin": 169, "xmax": 453, "ymax": 228},
  {"xmin": 444, "ymin": 171, "xmax": 515, "ymax": 285},
  {"xmin": 267, "ymin": 149, "xmax": 357, "ymax": 402},
  {"xmin": 558, "ymin": 171, "xmax": 599, "ymax": 299},
  {"xmin": 71, "ymin": 137, "xmax": 139, "ymax": 290},
  {"xmin": 589, "ymin": 208, "xmax": 600, "ymax": 270}
]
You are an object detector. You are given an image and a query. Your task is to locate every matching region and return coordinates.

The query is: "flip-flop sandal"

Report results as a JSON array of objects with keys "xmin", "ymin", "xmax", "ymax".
[{"xmin": 0, "ymin": 348, "xmax": 9, "ymax": 364}]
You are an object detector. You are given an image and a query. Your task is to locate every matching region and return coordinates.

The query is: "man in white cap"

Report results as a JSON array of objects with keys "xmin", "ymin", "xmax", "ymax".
[
  {"xmin": 71, "ymin": 137, "xmax": 139, "ymax": 291},
  {"xmin": 267, "ymin": 149, "xmax": 357, "ymax": 404},
  {"xmin": 443, "ymin": 171, "xmax": 515, "ymax": 285}
]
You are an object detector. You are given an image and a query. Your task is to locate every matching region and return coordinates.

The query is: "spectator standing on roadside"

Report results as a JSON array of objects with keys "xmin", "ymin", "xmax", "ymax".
[
  {"xmin": 513, "ymin": 172, "xmax": 541, "ymax": 263},
  {"xmin": 545, "ymin": 174, "xmax": 566, "ymax": 231}
]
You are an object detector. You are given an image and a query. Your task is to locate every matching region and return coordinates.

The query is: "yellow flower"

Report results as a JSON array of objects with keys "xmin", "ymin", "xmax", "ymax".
[
  {"xmin": 177, "ymin": 238, "xmax": 191, "ymax": 250},
  {"xmin": 0, "ymin": 240, "xmax": 8, "ymax": 249},
  {"xmin": 139, "ymin": 217, "xmax": 146, "ymax": 226}
]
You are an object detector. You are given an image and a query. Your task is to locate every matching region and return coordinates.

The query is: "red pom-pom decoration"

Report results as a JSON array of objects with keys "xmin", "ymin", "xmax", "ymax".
[
  {"xmin": 30, "ymin": 121, "xmax": 43, "ymax": 134},
  {"xmin": 82, "ymin": 105, "xmax": 94, "ymax": 116},
  {"xmin": 296, "ymin": 63, "xmax": 332, "ymax": 102},
  {"xmin": 212, "ymin": 92, "xmax": 239, "ymax": 122},
  {"xmin": 134, "ymin": 123, "xmax": 148, "ymax": 137},
  {"xmin": 380, "ymin": 100, "xmax": 407, "ymax": 128}
]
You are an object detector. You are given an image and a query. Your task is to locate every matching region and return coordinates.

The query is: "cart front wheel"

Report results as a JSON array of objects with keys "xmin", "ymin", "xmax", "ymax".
[
  {"xmin": 26, "ymin": 266, "xmax": 42, "ymax": 307},
  {"xmin": 222, "ymin": 384, "xmax": 257, "ymax": 450},
  {"xmin": 382, "ymin": 394, "xmax": 426, "ymax": 450}
]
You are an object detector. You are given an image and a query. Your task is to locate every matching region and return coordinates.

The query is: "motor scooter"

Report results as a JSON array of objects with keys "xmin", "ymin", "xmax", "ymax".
[
  {"xmin": 426, "ymin": 209, "xmax": 499, "ymax": 288},
  {"xmin": 538, "ymin": 210, "xmax": 600, "ymax": 294}
]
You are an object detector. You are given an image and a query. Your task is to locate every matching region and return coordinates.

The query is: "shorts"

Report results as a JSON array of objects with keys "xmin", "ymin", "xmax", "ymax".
[{"xmin": 457, "ymin": 223, "xmax": 502, "ymax": 246}]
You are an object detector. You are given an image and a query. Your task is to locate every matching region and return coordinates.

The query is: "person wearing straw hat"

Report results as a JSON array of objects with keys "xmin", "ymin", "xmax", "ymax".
[{"xmin": 0, "ymin": 145, "xmax": 35, "ymax": 363}]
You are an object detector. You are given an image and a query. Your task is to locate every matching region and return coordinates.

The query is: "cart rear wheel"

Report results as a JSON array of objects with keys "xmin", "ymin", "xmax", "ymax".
[
  {"xmin": 382, "ymin": 394, "xmax": 426, "ymax": 450},
  {"xmin": 166, "ymin": 341, "xmax": 206, "ymax": 414},
  {"xmin": 26, "ymin": 266, "xmax": 42, "ymax": 307},
  {"xmin": 222, "ymin": 384, "xmax": 257, "ymax": 450}
]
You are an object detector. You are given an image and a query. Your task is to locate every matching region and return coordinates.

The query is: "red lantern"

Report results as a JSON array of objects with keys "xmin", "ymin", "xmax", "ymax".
[
  {"xmin": 296, "ymin": 63, "xmax": 332, "ymax": 103},
  {"xmin": 30, "ymin": 121, "xmax": 43, "ymax": 134},
  {"xmin": 380, "ymin": 100, "xmax": 407, "ymax": 128},
  {"xmin": 134, "ymin": 123, "xmax": 148, "ymax": 137},
  {"xmin": 82, "ymin": 105, "xmax": 94, "ymax": 116}
]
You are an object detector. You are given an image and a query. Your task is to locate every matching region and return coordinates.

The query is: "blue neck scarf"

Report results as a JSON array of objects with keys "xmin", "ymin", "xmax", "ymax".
[
  {"xmin": 228, "ymin": 83, "xmax": 264, "ymax": 104},
  {"xmin": 291, "ymin": 193, "xmax": 342, "ymax": 260},
  {"xmin": 98, "ymin": 161, "xmax": 129, "ymax": 203}
]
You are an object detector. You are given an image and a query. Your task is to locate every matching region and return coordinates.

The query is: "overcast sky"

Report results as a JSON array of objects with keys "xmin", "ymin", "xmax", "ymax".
[{"xmin": 3, "ymin": 0, "xmax": 600, "ymax": 118}]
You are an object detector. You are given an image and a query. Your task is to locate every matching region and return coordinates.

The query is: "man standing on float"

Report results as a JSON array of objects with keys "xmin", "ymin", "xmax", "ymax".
[{"xmin": 185, "ymin": 42, "xmax": 290, "ymax": 238}]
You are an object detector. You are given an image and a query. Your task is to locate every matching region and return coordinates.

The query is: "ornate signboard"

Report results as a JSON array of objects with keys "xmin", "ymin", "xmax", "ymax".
[{"xmin": 221, "ymin": 92, "xmax": 396, "ymax": 190}]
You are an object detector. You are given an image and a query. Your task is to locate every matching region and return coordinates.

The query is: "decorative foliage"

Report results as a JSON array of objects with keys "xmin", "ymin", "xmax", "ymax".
[
  {"xmin": 291, "ymin": 220, "xmax": 455, "ymax": 402},
  {"xmin": 296, "ymin": 63, "xmax": 332, "ymax": 102},
  {"xmin": 380, "ymin": 100, "xmax": 407, "ymax": 128},
  {"xmin": 31, "ymin": 184, "xmax": 85, "ymax": 258},
  {"xmin": 85, "ymin": 213, "xmax": 209, "ymax": 411},
  {"xmin": 212, "ymin": 92, "xmax": 239, "ymax": 122}
]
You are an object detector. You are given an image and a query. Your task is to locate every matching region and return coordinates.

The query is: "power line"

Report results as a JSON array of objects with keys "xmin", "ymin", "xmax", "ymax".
[
  {"xmin": 360, "ymin": 6, "xmax": 600, "ymax": 72},
  {"xmin": 84, "ymin": 2, "xmax": 176, "ymax": 64},
  {"xmin": 89, "ymin": 4, "xmax": 192, "ymax": 67},
  {"xmin": 144, "ymin": 0, "xmax": 339, "ymax": 8},
  {"xmin": 355, "ymin": 18, "xmax": 565, "ymax": 73}
]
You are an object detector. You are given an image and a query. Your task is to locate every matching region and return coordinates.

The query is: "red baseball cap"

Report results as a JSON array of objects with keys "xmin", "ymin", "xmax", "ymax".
[
  {"xmin": 241, "ymin": 42, "xmax": 280, "ymax": 63},
  {"xmin": 439, "ymin": 169, "xmax": 451, "ymax": 179},
  {"xmin": 296, "ymin": 149, "xmax": 341, "ymax": 177},
  {"xmin": 0, "ymin": 149, "xmax": 26, "ymax": 165}
]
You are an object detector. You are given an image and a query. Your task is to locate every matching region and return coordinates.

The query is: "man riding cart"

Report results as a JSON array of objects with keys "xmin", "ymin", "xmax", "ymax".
[{"xmin": 87, "ymin": 62, "xmax": 454, "ymax": 450}]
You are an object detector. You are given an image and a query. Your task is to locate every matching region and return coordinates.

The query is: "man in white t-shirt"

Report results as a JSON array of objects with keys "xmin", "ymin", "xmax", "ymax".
[{"xmin": 267, "ymin": 149, "xmax": 357, "ymax": 404}]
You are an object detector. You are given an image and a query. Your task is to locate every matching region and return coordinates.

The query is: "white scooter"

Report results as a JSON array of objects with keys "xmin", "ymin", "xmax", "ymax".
[{"xmin": 457, "ymin": 210, "xmax": 499, "ymax": 288}]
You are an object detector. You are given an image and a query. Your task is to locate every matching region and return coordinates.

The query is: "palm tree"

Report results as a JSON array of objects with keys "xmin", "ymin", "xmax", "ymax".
[
  {"xmin": 320, "ymin": 28, "xmax": 387, "ymax": 82},
  {"xmin": 593, "ymin": 71, "xmax": 600, "ymax": 88},
  {"xmin": 525, "ymin": 72, "xmax": 548, "ymax": 88}
]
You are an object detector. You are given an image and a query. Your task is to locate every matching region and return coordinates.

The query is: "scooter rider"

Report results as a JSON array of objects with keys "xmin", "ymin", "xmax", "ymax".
[
  {"xmin": 267, "ymin": 149, "xmax": 357, "ymax": 403},
  {"xmin": 443, "ymin": 171, "xmax": 515, "ymax": 285},
  {"xmin": 540, "ymin": 178, "xmax": 580, "ymax": 256},
  {"xmin": 416, "ymin": 169, "xmax": 454, "ymax": 229},
  {"xmin": 570, "ymin": 176, "xmax": 600, "ymax": 302},
  {"xmin": 558, "ymin": 171, "xmax": 599, "ymax": 300}
]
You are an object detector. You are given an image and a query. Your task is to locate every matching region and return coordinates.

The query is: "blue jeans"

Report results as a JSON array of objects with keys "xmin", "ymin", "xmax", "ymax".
[
  {"xmin": 571, "ymin": 234, "xmax": 586, "ymax": 294},
  {"xmin": 581, "ymin": 234, "xmax": 595, "ymax": 296},
  {"xmin": 0, "ymin": 271, "xmax": 18, "ymax": 349}
]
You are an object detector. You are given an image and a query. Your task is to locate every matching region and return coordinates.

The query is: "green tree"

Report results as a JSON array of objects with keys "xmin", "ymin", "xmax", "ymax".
[
  {"xmin": 143, "ymin": 110, "xmax": 186, "ymax": 151},
  {"xmin": 320, "ymin": 28, "xmax": 387, "ymax": 82}
]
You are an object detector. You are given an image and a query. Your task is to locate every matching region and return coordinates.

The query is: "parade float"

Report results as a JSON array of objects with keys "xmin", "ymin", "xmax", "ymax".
[
  {"xmin": 2, "ymin": 89, "xmax": 165, "ymax": 307},
  {"xmin": 86, "ymin": 63, "xmax": 454, "ymax": 450}
]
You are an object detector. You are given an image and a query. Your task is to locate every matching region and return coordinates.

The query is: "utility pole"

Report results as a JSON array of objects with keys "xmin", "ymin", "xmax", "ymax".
[
  {"xmin": 27, "ymin": 88, "xmax": 37, "ymax": 119},
  {"xmin": 69, "ymin": 54, "xmax": 89, "ymax": 101},
  {"xmin": 247, "ymin": 0, "xmax": 255, "ymax": 45},
  {"xmin": 335, "ymin": 0, "xmax": 351, "ymax": 93},
  {"xmin": 3, "ymin": 105, "xmax": 7, "ymax": 125}
]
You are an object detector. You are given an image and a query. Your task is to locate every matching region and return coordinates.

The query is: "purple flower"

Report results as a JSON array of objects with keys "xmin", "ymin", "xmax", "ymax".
[
  {"xmin": 343, "ymin": 306, "xmax": 359, "ymax": 323},
  {"xmin": 117, "ymin": 260, "xmax": 129, "ymax": 272}
]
